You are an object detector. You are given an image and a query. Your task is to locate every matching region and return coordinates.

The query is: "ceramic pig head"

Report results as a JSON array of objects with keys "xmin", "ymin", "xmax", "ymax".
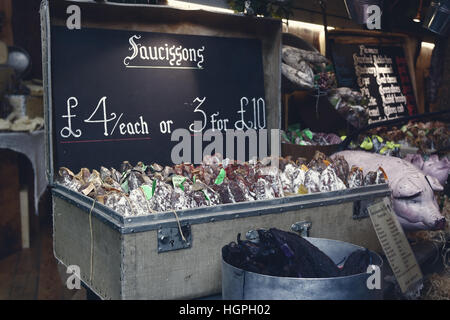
[
  {"xmin": 391, "ymin": 172, "xmax": 445, "ymax": 230},
  {"xmin": 333, "ymin": 150, "xmax": 446, "ymax": 231},
  {"xmin": 421, "ymin": 155, "xmax": 450, "ymax": 186},
  {"xmin": 404, "ymin": 154, "xmax": 450, "ymax": 187}
]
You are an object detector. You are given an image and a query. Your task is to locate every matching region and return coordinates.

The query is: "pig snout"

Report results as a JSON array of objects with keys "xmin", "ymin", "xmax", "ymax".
[
  {"xmin": 393, "ymin": 195, "xmax": 446, "ymax": 230},
  {"xmin": 434, "ymin": 217, "xmax": 446, "ymax": 230},
  {"xmin": 396, "ymin": 215, "xmax": 446, "ymax": 231}
]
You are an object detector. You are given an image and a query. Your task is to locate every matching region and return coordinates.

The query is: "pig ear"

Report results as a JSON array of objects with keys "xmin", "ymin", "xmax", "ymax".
[
  {"xmin": 403, "ymin": 154, "xmax": 414, "ymax": 163},
  {"xmin": 443, "ymin": 157, "xmax": 450, "ymax": 167},
  {"xmin": 411, "ymin": 155, "xmax": 424, "ymax": 169},
  {"xmin": 429, "ymin": 154, "xmax": 439, "ymax": 162},
  {"xmin": 426, "ymin": 175, "xmax": 444, "ymax": 192},
  {"xmin": 392, "ymin": 176, "xmax": 422, "ymax": 199}
]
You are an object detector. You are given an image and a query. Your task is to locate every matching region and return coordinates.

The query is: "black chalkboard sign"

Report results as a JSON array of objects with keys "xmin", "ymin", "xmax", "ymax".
[
  {"xmin": 51, "ymin": 26, "xmax": 266, "ymax": 171},
  {"xmin": 330, "ymin": 41, "xmax": 418, "ymax": 123}
]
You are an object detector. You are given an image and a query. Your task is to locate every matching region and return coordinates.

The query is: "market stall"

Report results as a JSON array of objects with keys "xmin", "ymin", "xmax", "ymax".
[
  {"xmin": 38, "ymin": 0, "xmax": 449, "ymax": 301},
  {"xmin": 40, "ymin": 0, "xmax": 396, "ymax": 300}
]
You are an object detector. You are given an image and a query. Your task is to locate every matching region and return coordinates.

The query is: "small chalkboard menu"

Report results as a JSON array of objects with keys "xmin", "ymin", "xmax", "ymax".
[
  {"xmin": 330, "ymin": 38, "xmax": 418, "ymax": 124},
  {"xmin": 50, "ymin": 26, "xmax": 266, "ymax": 171}
]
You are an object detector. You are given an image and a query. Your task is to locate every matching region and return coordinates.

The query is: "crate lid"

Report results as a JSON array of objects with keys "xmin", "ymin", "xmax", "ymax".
[{"xmin": 41, "ymin": 0, "xmax": 281, "ymax": 183}]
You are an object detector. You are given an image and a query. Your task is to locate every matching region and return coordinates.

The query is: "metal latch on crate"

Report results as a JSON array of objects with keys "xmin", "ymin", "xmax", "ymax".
[
  {"xmin": 291, "ymin": 221, "xmax": 312, "ymax": 237},
  {"xmin": 158, "ymin": 224, "xmax": 192, "ymax": 253},
  {"xmin": 353, "ymin": 199, "xmax": 374, "ymax": 219}
]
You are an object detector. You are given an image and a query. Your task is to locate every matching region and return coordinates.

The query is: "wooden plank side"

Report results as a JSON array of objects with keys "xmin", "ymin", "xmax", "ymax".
[
  {"xmin": 0, "ymin": 214, "xmax": 88, "ymax": 300},
  {"xmin": 121, "ymin": 201, "xmax": 381, "ymax": 299},
  {"xmin": 415, "ymin": 44, "xmax": 433, "ymax": 114},
  {"xmin": 0, "ymin": 251, "xmax": 19, "ymax": 299},
  {"xmin": 0, "ymin": 0, "xmax": 13, "ymax": 45},
  {"xmin": 37, "ymin": 223, "xmax": 78, "ymax": 300},
  {"xmin": 8, "ymin": 246, "xmax": 40, "ymax": 300},
  {"xmin": 19, "ymin": 189, "xmax": 30, "ymax": 249}
]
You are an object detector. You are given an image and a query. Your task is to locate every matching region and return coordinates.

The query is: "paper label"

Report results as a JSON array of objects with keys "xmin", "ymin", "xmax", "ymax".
[
  {"xmin": 367, "ymin": 198, "xmax": 423, "ymax": 293},
  {"xmin": 172, "ymin": 175, "xmax": 187, "ymax": 191},
  {"xmin": 121, "ymin": 180, "xmax": 129, "ymax": 194},
  {"xmin": 140, "ymin": 185, "xmax": 153, "ymax": 200},
  {"xmin": 81, "ymin": 183, "xmax": 95, "ymax": 196},
  {"xmin": 303, "ymin": 129, "xmax": 313, "ymax": 140},
  {"xmin": 360, "ymin": 137, "xmax": 373, "ymax": 150},
  {"xmin": 201, "ymin": 190, "xmax": 210, "ymax": 202},
  {"xmin": 152, "ymin": 179, "xmax": 156, "ymax": 197},
  {"xmin": 214, "ymin": 168, "xmax": 226, "ymax": 185}
]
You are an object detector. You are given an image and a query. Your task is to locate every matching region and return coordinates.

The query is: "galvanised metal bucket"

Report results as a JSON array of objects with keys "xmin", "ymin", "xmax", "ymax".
[{"xmin": 222, "ymin": 237, "xmax": 383, "ymax": 300}]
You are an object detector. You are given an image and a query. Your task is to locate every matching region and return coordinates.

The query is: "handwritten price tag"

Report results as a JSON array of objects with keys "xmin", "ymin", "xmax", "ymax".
[{"xmin": 367, "ymin": 198, "xmax": 423, "ymax": 294}]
